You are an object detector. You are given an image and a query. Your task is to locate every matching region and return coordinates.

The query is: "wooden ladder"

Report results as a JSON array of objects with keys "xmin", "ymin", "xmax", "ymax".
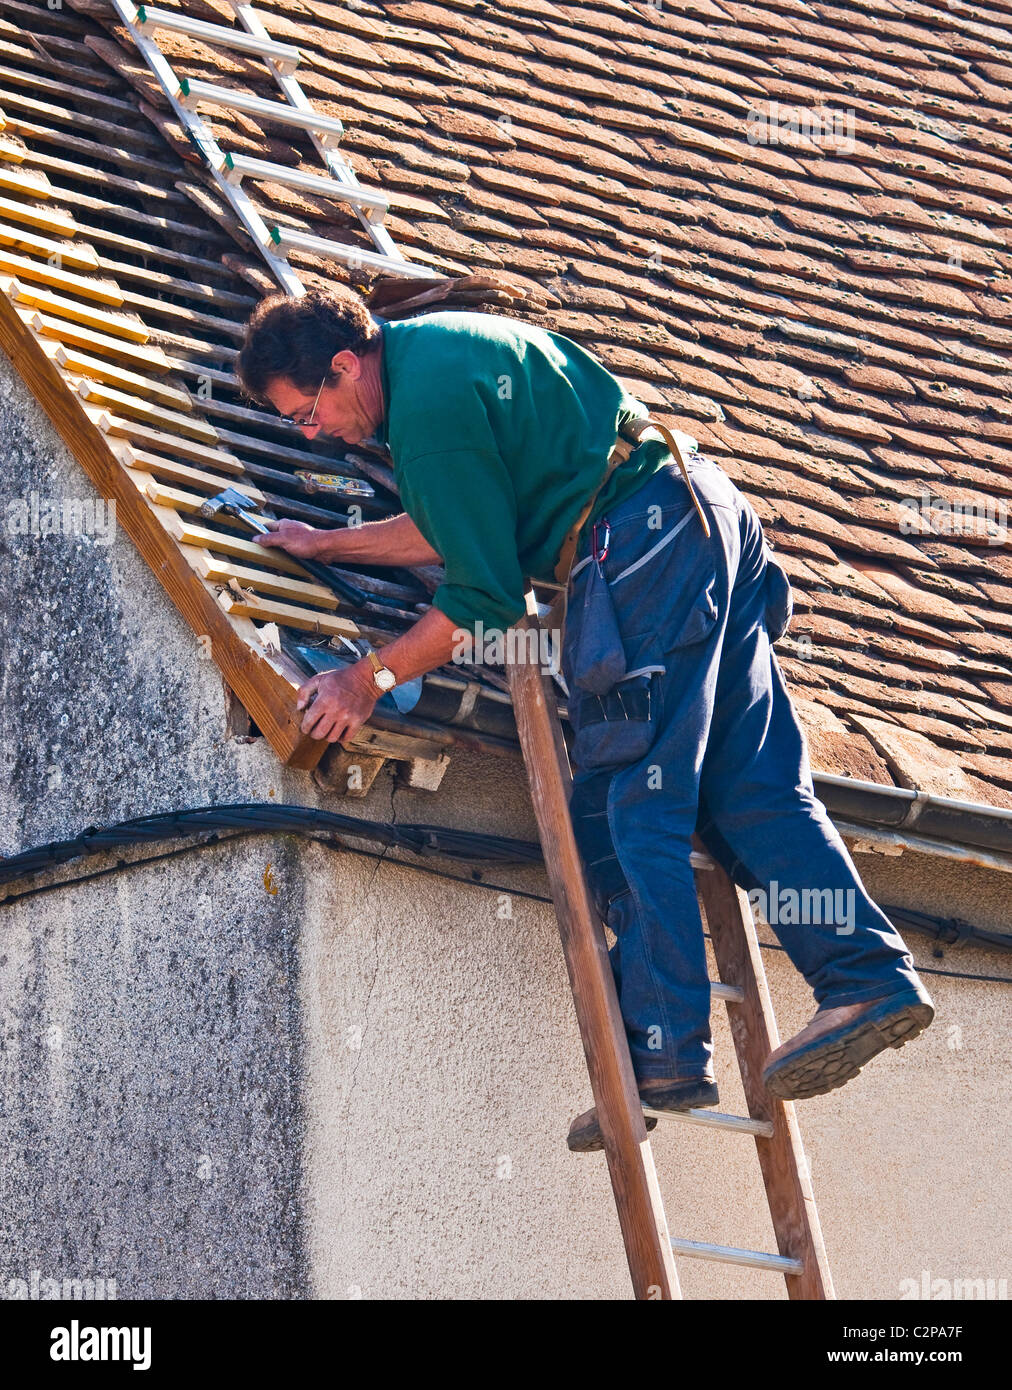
[{"xmin": 505, "ymin": 592, "xmax": 835, "ymax": 1301}]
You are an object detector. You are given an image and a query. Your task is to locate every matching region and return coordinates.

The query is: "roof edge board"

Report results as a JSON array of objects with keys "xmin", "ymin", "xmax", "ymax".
[{"xmin": 835, "ymin": 820, "xmax": 1012, "ymax": 876}]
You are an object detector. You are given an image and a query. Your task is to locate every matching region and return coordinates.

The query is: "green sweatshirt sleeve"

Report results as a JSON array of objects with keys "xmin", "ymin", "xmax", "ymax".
[{"xmin": 396, "ymin": 447, "xmax": 529, "ymax": 636}]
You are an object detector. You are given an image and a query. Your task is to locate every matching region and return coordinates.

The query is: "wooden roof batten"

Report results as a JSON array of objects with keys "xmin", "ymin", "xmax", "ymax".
[{"xmin": 109, "ymin": 0, "xmax": 443, "ymax": 295}]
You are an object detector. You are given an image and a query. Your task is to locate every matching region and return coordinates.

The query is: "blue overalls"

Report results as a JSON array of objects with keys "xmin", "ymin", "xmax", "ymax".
[{"xmin": 561, "ymin": 454, "xmax": 929, "ymax": 1082}]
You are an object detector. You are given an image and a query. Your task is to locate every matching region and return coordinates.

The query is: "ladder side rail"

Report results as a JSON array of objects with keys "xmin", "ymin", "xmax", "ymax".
[
  {"xmin": 692, "ymin": 837, "xmax": 835, "ymax": 1300},
  {"xmin": 506, "ymin": 605, "xmax": 680, "ymax": 1300},
  {"xmin": 317, "ymin": 148, "xmax": 410, "ymax": 266}
]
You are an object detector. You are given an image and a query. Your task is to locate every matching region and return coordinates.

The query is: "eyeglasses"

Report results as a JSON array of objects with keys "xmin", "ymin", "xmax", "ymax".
[{"xmin": 279, "ymin": 375, "xmax": 327, "ymax": 428}]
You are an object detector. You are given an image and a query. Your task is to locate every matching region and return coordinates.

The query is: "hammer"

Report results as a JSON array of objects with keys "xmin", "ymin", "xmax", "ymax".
[{"xmin": 200, "ymin": 486, "xmax": 402, "ymax": 610}]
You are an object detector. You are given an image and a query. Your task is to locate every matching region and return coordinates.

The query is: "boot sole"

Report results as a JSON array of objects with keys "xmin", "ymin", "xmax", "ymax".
[
  {"xmin": 567, "ymin": 1081, "xmax": 719, "ymax": 1153},
  {"xmin": 763, "ymin": 995, "xmax": 934, "ymax": 1101}
]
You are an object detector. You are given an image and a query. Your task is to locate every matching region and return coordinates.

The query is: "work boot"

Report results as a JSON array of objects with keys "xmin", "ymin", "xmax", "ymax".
[
  {"xmin": 566, "ymin": 1077, "xmax": 720, "ymax": 1153},
  {"xmin": 762, "ymin": 987, "xmax": 934, "ymax": 1101}
]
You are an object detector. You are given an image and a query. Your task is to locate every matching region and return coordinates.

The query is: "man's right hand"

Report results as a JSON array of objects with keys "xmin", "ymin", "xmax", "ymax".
[
  {"xmin": 251, "ymin": 511, "xmax": 441, "ymax": 569},
  {"xmin": 254, "ymin": 518, "xmax": 339, "ymax": 561}
]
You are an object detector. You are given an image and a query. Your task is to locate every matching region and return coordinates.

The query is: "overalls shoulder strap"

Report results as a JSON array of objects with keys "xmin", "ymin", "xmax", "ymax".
[
  {"xmin": 618, "ymin": 418, "xmax": 711, "ymax": 542},
  {"xmin": 551, "ymin": 433, "xmax": 633, "ymax": 586},
  {"xmin": 551, "ymin": 416, "xmax": 710, "ymax": 590}
]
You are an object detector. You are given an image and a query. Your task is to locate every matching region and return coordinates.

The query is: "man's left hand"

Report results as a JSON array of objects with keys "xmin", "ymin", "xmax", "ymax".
[{"xmin": 297, "ymin": 664, "xmax": 379, "ymax": 744}]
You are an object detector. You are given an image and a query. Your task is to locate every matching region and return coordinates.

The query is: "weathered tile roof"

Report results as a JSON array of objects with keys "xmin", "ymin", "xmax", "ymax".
[{"xmin": 2, "ymin": 0, "xmax": 1011, "ymax": 806}]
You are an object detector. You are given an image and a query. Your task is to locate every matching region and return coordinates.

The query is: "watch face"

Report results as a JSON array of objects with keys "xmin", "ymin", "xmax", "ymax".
[{"xmin": 375, "ymin": 668, "xmax": 397, "ymax": 691}]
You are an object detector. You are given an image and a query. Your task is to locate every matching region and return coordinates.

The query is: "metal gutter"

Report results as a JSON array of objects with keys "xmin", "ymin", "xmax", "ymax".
[
  {"xmin": 814, "ymin": 773, "xmax": 1012, "ymax": 862},
  {"xmin": 387, "ymin": 681, "xmax": 1012, "ymax": 869}
]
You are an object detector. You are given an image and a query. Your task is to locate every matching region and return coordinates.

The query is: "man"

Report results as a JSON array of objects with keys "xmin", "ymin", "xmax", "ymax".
[{"xmin": 236, "ymin": 287, "xmax": 934, "ymax": 1149}]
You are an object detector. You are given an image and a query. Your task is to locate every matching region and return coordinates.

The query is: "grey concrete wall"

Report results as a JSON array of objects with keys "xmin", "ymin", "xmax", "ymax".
[
  {"xmin": 1, "ymin": 347, "xmax": 1009, "ymax": 1301},
  {"xmin": 0, "ymin": 350, "xmax": 311, "ymax": 1299}
]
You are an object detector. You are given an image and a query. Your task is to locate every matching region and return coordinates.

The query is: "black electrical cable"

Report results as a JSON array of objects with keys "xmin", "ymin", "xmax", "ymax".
[
  {"xmin": 880, "ymin": 904, "xmax": 1012, "ymax": 954},
  {"xmin": 2, "ymin": 806, "xmax": 1009, "ymax": 984},
  {"xmin": 0, "ymin": 834, "xmax": 546, "ymax": 910},
  {"xmin": 0, "ymin": 833, "xmax": 256, "ymax": 907},
  {"xmin": 0, "ymin": 803, "xmax": 543, "ymax": 886}
]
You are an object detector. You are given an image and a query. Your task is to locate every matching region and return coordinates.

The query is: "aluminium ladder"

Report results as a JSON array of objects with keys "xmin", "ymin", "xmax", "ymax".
[
  {"xmin": 506, "ymin": 591, "xmax": 835, "ymax": 1300},
  {"xmin": 112, "ymin": 0, "xmax": 442, "ymax": 296}
]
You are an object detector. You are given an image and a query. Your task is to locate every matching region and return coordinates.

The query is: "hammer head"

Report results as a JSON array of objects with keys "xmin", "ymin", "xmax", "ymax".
[{"xmin": 200, "ymin": 486, "xmax": 262, "ymax": 524}]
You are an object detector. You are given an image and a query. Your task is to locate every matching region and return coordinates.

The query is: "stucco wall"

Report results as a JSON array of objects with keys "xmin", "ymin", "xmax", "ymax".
[
  {"xmin": 1, "ymin": 348, "xmax": 1008, "ymax": 1301},
  {"xmin": 299, "ymin": 776, "xmax": 1012, "ymax": 1301},
  {"xmin": 0, "ymin": 349, "xmax": 312, "ymax": 1299}
]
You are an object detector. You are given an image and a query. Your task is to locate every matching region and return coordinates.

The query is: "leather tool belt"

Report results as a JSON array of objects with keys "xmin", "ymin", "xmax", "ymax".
[{"xmin": 537, "ymin": 416, "xmax": 711, "ymax": 644}]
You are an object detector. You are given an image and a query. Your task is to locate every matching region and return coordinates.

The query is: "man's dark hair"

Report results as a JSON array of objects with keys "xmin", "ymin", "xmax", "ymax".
[{"xmin": 235, "ymin": 286, "xmax": 382, "ymax": 404}]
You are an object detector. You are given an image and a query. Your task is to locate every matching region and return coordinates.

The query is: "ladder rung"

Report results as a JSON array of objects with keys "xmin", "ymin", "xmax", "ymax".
[
  {"xmin": 177, "ymin": 79, "xmax": 345, "ymax": 143},
  {"xmin": 135, "ymin": 6, "xmax": 301, "ymax": 73},
  {"xmin": 269, "ymin": 224, "xmax": 442, "ymax": 280},
  {"xmin": 671, "ymin": 1238, "xmax": 804, "ymax": 1275},
  {"xmin": 710, "ymin": 981, "xmax": 744, "ymax": 1003},
  {"xmin": 223, "ymin": 153, "xmax": 388, "ymax": 223},
  {"xmin": 643, "ymin": 1106, "xmax": 775, "ymax": 1137}
]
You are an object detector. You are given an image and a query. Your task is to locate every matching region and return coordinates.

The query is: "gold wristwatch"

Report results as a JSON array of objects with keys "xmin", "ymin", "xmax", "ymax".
[{"xmin": 366, "ymin": 649, "xmax": 397, "ymax": 693}]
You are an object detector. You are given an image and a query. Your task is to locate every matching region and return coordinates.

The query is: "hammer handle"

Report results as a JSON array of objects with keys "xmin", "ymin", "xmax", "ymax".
[
  {"xmin": 296, "ymin": 554, "xmax": 405, "ymax": 612},
  {"xmin": 236, "ymin": 508, "xmax": 404, "ymax": 611}
]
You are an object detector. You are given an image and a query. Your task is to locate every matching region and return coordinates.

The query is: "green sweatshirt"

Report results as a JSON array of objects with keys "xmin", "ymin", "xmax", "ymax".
[{"xmin": 376, "ymin": 310, "xmax": 669, "ymax": 635}]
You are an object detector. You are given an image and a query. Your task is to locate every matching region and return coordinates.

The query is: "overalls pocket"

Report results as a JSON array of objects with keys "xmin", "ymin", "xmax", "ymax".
[
  {"xmin": 572, "ymin": 568, "xmax": 717, "ymax": 775},
  {"xmin": 570, "ymin": 669, "xmax": 663, "ymax": 772},
  {"xmin": 605, "ymin": 522, "xmax": 719, "ymax": 691},
  {"xmin": 762, "ymin": 552, "xmax": 793, "ymax": 645},
  {"xmin": 564, "ymin": 518, "xmax": 666, "ymax": 773},
  {"xmin": 570, "ymin": 550, "xmax": 628, "ymax": 696}
]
